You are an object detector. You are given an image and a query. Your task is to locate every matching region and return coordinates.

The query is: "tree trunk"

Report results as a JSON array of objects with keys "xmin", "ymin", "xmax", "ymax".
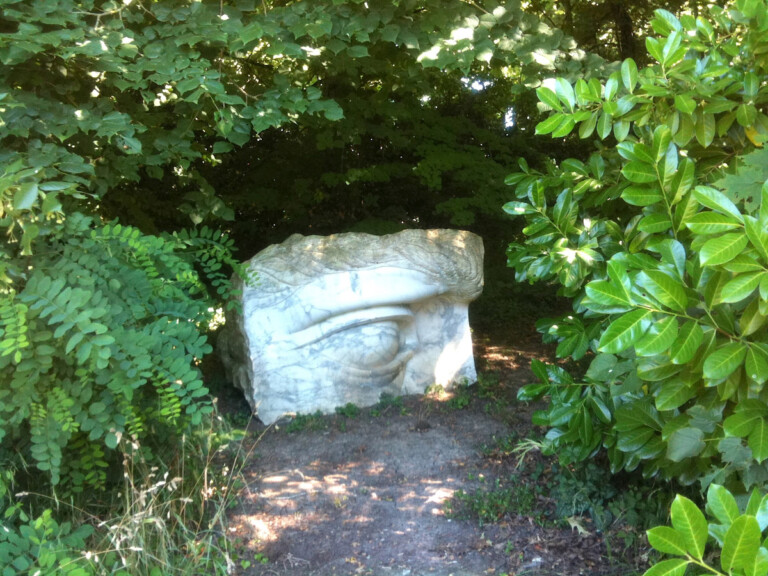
[{"xmin": 610, "ymin": 0, "xmax": 636, "ymax": 60}]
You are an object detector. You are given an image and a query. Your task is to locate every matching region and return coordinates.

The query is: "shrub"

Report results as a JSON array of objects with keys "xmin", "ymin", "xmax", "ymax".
[
  {"xmin": 644, "ymin": 484, "xmax": 768, "ymax": 576},
  {"xmin": 0, "ymin": 216, "xmax": 240, "ymax": 492},
  {"xmin": 507, "ymin": 2, "xmax": 768, "ymax": 490},
  {"xmin": 0, "ymin": 468, "xmax": 95, "ymax": 576}
]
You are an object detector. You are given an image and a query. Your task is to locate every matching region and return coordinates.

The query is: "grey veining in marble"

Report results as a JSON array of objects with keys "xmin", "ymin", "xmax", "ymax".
[{"xmin": 219, "ymin": 229, "xmax": 484, "ymax": 424}]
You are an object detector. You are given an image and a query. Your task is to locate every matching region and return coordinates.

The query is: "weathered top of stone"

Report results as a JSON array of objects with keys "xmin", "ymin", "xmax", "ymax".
[{"xmin": 245, "ymin": 229, "xmax": 484, "ymax": 307}]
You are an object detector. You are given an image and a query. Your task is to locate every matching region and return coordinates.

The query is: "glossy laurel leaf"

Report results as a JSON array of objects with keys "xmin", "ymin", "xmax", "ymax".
[
  {"xmin": 699, "ymin": 233, "xmax": 749, "ymax": 267},
  {"xmin": 598, "ymin": 309, "xmax": 653, "ymax": 354},
  {"xmin": 706, "ymin": 484, "xmax": 740, "ymax": 525},
  {"xmin": 721, "ymin": 516, "xmax": 761, "ymax": 572},
  {"xmin": 670, "ymin": 495, "xmax": 708, "ymax": 560},
  {"xmin": 703, "ymin": 342, "xmax": 747, "ymax": 380}
]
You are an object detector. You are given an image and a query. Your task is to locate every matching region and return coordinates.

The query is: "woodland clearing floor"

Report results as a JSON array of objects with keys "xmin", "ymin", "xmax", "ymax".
[{"xmin": 223, "ymin": 320, "xmax": 650, "ymax": 576}]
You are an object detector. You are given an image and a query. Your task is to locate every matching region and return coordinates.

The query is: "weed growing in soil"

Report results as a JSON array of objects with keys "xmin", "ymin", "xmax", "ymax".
[
  {"xmin": 370, "ymin": 393, "xmax": 407, "ymax": 417},
  {"xmin": 552, "ymin": 462, "xmax": 670, "ymax": 532},
  {"xmin": 335, "ymin": 403, "xmax": 361, "ymax": 418},
  {"xmin": 285, "ymin": 410, "xmax": 327, "ymax": 433},
  {"xmin": 446, "ymin": 381, "xmax": 473, "ymax": 410},
  {"xmin": 480, "ymin": 433, "xmax": 520, "ymax": 458},
  {"xmin": 445, "ymin": 476, "xmax": 545, "ymax": 526},
  {"xmin": 238, "ymin": 551, "xmax": 270, "ymax": 569}
]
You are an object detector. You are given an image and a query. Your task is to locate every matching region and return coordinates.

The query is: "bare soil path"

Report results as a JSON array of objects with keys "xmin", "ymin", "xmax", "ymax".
[{"xmin": 225, "ymin": 323, "xmax": 647, "ymax": 576}]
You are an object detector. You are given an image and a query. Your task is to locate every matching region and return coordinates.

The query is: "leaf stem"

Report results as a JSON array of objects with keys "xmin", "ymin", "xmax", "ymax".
[{"xmin": 686, "ymin": 555, "xmax": 726, "ymax": 576}]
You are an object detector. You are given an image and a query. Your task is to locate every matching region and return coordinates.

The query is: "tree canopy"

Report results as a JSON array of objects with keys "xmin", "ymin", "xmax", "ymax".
[{"xmin": 2, "ymin": 0, "xmax": 766, "ymax": 573}]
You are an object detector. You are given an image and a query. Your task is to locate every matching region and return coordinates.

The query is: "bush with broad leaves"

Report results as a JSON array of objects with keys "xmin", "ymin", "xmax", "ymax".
[{"xmin": 506, "ymin": 1, "xmax": 768, "ymax": 490}]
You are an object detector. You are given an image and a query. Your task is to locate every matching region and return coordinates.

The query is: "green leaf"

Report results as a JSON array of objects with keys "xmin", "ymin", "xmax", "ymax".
[
  {"xmin": 652, "ymin": 125, "xmax": 673, "ymax": 163},
  {"xmin": 720, "ymin": 272, "xmax": 764, "ymax": 304},
  {"xmin": 669, "ymin": 158, "xmax": 695, "ymax": 204},
  {"xmin": 622, "ymin": 185, "xmax": 663, "ymax": 206},
  {"xmin": 724, "ymin": 410, "xmax": 763, "ymax": 438},
  {"xmin": 551, "ymin": 115, "xmax": 576, "ymax": 137},
  {"xmin": 638, "ymin": 358, "xmax": 681, "ymax": 382},
  {"xmin": 669, "ymin": 321, "xmax": 703, "ymax": 365},
  {"xmin": 706, "ymin": 484, "xmax": 740, "ymax": 525},
  {"xmin": 578, "ymin": 112, "xmax": 598, "ymax": 138},
  {"xmin": 555, "ymin": 78, "xmax": 576, "ymax": 112},
  {"xmin": 617, "ymin": 426, "xmax": 655, "ymax": 452},
  {"xmin": 347, "ymin": 45, "xmax": 369, "ymax": 58},
  {"xmin": 622, "ymin": 162, "xmax": 658, "ymax": 184},
  {"xmin": 621, "ymin": 58, "xmax": 638, "ymax": 93},
  {"xmin": 597, "ymin": 111, "xmax": 613, "ymax": 139},
  {"xmin": 654, "ymin": 378, "xmax": 695, "ymax": 410},
  {"xmin": 65, "ymin": 332, "xmax": 83, "ymax": 354},
  {"xmin": 694, "ymin": 186, "xmax": 744, "ymax": 222},
  {"xmin": 323, "ymin": 103, "xmax": 344, "ymax": 121},
  {"xmin": 761, "ymin": 181, "xmax": 768, "ymax": 226},
  {"xmin": 756, "ymin": 494, "xmax": 768, "ymax": 530},
  {"xmin": 667, "ymin": 427, "xmax": 705, "ymax": 462},
  {"xmin": 635, "ymin": 271, "xmax": 689, "ymax": 312},
  {"xmin": 685, "ymin": 212, "xmax": 742, "ymax": 235},
  {"xmin": 724, "ymin": 255, "xmax": 764, "ymax": 273},
  {"xmin": 642, "ymin": 558, "xmax": 689, "ymax": 576},
  {"xmin": 90, "ymin": 402, "xmax": 106, "ymax": 415},
  {"xmin": 647, "ymin": 526, "xmax": 688, "ymax": 555},
  {"xmin": 536, "ymin": 113, "xmax": 566, "ymax": 135},
  {"xmin": 503, "ymin": 201, "xmax": 536, "ymax": 215},
  {"xmin": 536, "ymin": 87, "xmax": 562, "ymax": 111},
  {"xmin": 615, "ymin": 401, "xmax": 662, "ymax": 431},
  {"xmin": 740, "ymin": 298, "xmax": 768, "ymax": 337},
  {"xmin": 745, "ymin": 345, "xmax": 768, "ymax": 385},
  {"xmin": 13, "ymin": 182, "xmax": 39, "ymax": 210},
  {"xmin": 674, "ymin": 94, "xmax": 696, "ymax": 114},
  {"xmin": 700, "ymin": 233, "xmax": 749, "ymax": 267},
  {"xmin": 589, "ymin": 396, "xmax": 612, "ymax": 424},
  {"xmin": 639, "ymin": 213, "xmax": 673, "ymax": 234},
  {"xmin": 586, "ymin": 353, "xmax": 618, "ymax": 380},
  {"xmin": 722, "ymin": 516, "xmax": 761, "ymax": 572},
  {"xmin": 104, "ymin": 432, "xmax": 119, "ymax": 449},
  {"xmin": 585, "ymin": 280, "xmax": 632, "ymax": 312},
  {"xmin": 670, "ymin": 495, "xmax": 708, "ymax": 560},
  {"xmin": 654, "ymin": 9, "xmax": 683, "ymax": 32},
  {"xmin": 646, "ymin": 37, "xmax": 664, "ymax": 64},
  {"xmin": 614, "ymin": 120, "xmax": 630, "ymax": 142},
  {"xmin": 703, "ymin": 342, "xmax": 747, "ymax": 380},
  {"xmin": 636, "ymin": 315, "xmax": 678, "ymax": 357},
  {"xmin": 212, "ymin": 141, "xmax": 234, "ymax": 154},
  {"xmin": 240, "ymin": 22, "xmax": 264, "ymax": 44},
  {"xmin": 737, "ymin": 104, "xmax": 758, "ymax": 127},
  {"xmin": 744, "ymin": 216, "xmax": 768, "ymax": 261},
  {"xmin": 695, "ymin": 112, "xmax": 716, "ymax": 147},
  {"xmin": 749, "ymin": 418, "xmax": 768, "ymax": 463},
  {"xmin": 746, "ymin": 547, "xmax": 768, "ymax": 576},
  {"xmin": 598, "ymin": 309, "xmax": 653, "ymax": 354}
]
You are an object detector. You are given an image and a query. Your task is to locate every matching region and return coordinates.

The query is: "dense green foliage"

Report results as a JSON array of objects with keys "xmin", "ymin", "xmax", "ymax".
[
  {"xmin": 0, "ymin": 0, "xmax": 588, "ymax": 494},
  {"xmin": 510, "ymin": 2, "xmax": 768, "ymax": 490},
  {"xmin": 525, "ymin": 0, "xmax": 724, "ymax": 61},
  {"xmin": 0, "ymin": 0, "xmax": 617, "ymax": 571},
  {"xmin": 2, "ymin": 0, "xmax": 766, "ymax": 572},
  {"xmin": 644, "ymin": 485, "xmax": 768, "ymax": 576}
]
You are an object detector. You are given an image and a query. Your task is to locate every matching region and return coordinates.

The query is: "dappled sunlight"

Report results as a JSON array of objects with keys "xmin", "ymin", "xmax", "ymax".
[{"xmin": 232, "ymin": 457, "xmax": 466, "ymax": 549}]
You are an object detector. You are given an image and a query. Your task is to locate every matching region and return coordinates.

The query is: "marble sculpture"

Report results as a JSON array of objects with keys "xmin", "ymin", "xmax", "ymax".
[{"xmin": 219, "ymin": 229, "xmax": 484, "ymax": 424}]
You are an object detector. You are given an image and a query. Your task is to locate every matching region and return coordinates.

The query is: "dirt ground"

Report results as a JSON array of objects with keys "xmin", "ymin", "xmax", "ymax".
[{"xmin": 225, "ymin": 321, "xmax": 648, "ymax": 576}]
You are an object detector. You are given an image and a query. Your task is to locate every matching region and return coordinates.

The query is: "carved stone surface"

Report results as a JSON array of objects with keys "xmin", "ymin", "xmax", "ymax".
[{"xmin": 219, "ymin": 229, "xmax": 484, "ymax": 424}]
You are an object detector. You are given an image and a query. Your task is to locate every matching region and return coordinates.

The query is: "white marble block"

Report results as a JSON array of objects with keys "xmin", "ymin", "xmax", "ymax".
[{"xmin": 219, "ymin": 229, "xmax": 484, "ymax": 424}]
